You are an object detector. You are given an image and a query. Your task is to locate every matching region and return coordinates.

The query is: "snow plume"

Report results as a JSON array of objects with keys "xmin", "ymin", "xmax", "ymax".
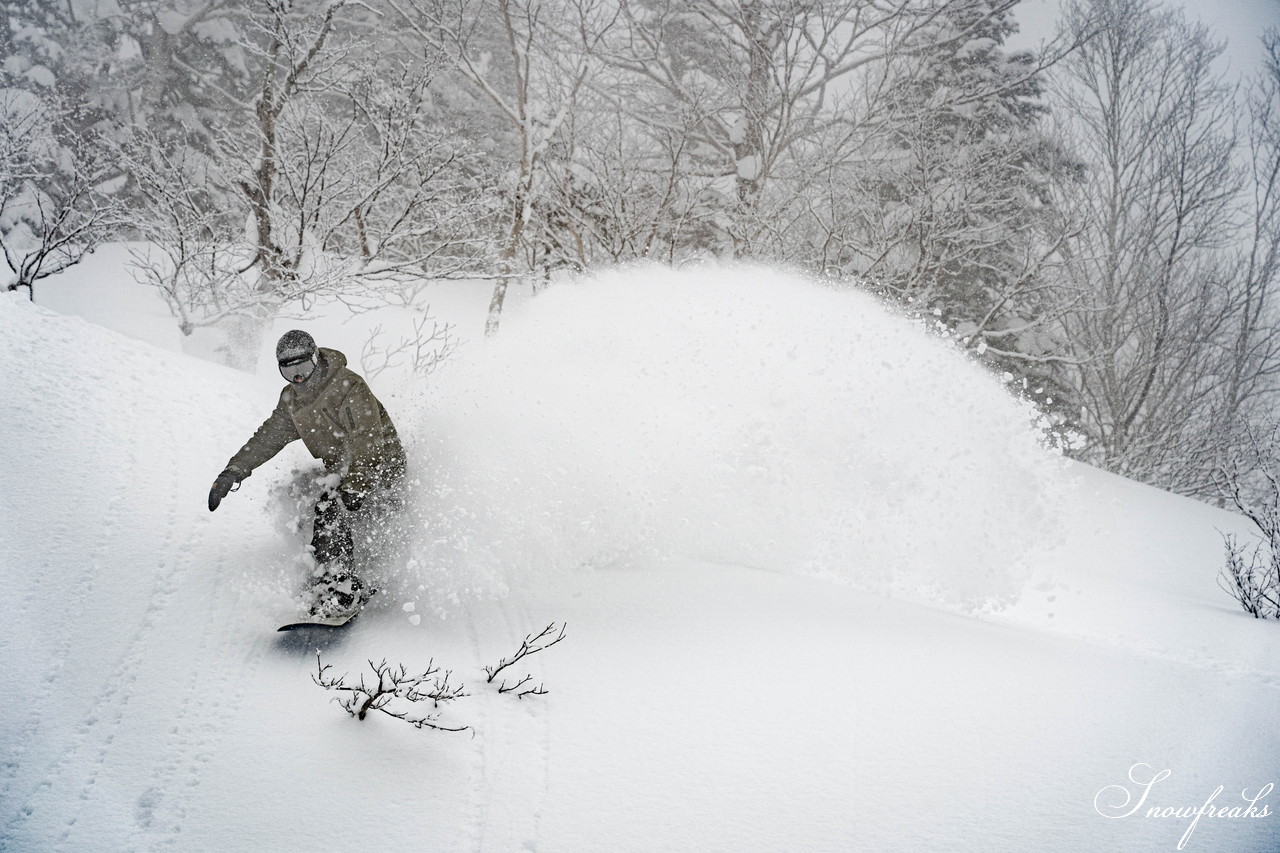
[{"xmin": 397, "ymin": 263, "xmax": 1066, "ymax": 614}]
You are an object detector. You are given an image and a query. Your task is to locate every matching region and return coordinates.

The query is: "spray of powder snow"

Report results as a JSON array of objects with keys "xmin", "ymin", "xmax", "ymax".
[{"xmin": 389, "ymin": 264, "xmax": 1066, "ymax": 615}]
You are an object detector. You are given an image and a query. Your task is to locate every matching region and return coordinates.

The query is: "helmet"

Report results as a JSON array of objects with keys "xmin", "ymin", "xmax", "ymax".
[{"xmin": 276, "ymin": 330, "xmax": 317, "ymax": 364}]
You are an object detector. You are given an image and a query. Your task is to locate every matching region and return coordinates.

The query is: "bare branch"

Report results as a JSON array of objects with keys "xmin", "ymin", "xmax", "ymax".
[
  {"xmin": 483, "ymin": 622, "xmax": 567, "ymax": 690},
  {"xmin": 359, "ymin": 313, "xmax": 459, "ymax": 380}
]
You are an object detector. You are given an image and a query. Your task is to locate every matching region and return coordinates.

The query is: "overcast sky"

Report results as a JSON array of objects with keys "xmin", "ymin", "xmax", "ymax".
[{"xmin": 1011, "ymin": 0, "xmax": 1280, "ymax": 77}]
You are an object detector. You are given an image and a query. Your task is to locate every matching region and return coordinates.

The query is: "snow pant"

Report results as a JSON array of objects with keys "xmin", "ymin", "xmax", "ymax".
[
  {"xmin": 311, "ymin": 490, "xmax": 355, "ymax": 572},
  {"xmin": 309, "ymin": 469, "xmax": 405, "ymax": 594},
  {"xmin": 306, "ymin": 489, "xmax": 372, "ymax": 616}
]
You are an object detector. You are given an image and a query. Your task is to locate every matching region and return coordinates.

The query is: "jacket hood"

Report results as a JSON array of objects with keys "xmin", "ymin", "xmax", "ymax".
[
  {"xmin": 288, "ymin": 347, "xmax": 347, "ymax": 404},
  {"xmin": 318, "ymin": 347, "xmax": 347, "ymax": 373}
]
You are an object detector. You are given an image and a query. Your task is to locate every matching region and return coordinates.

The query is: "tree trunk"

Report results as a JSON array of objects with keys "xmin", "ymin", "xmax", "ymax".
[
  {"xmin": 731, "ymin": 0, "xmax": 770, "ymax": 257},
  {"xmin": 486, "ymin": 8, "xmax": 536, "ymax": 338},
  {"xmin": 7, "ymin": 282, "xmax": 35, "ymax": 302},
  {"xmin": 486, "ymin": 185, "xmax": 527, "ymax": 338}
]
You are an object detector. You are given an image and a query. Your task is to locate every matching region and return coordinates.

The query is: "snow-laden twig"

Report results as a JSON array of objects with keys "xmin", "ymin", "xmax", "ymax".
[
  {"xmin": 496, "ymin": 674, "xmax": 549, "ymax": 699},
  {"xmin": 483, "ymin": 622, "xmax": 566, "ymax": 698}
]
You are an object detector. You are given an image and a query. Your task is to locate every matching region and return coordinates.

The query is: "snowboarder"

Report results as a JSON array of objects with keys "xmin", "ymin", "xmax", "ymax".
[{"xmin": 208, "ymin": 330, "xmax": 407, "ymax": 619}]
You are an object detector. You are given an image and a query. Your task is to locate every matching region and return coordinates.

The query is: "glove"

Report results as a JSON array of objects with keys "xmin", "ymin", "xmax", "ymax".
[{"xmin": 208, "ymin": 469, "xmax": 241, "ymax": 512}]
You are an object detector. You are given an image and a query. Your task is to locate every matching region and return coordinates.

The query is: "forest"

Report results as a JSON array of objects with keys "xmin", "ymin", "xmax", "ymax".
[{"xmin": 3, "ymin": 0, "xmax": 1279, "ymax": 498}]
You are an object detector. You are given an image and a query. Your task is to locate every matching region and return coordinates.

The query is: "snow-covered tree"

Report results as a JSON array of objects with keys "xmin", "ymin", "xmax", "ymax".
[
  {"xmin": 0, "ymin": 90, "xmax": 123, "ymax": 300},
  {"xmin": 1, "ymin": 0, "xmax": 133, "ymax": 116},
  {"xmin": 809, "ymin": 1, "xmax": 1079, "ymax": 354},
  {"xmin": 1046, "ymin": 0, "xmax": 1280, "ymax": 493},
  {"xmin": 118, "ymin": 0, "xmax": 254, "ymax": 149},
  {"xmin": 387, "ymin": 0, "xmax": 603, "ymax": 335},
  {"xmin": 124, "ymin": 0, "xmax": 488, "ymax": 365},
  {"xmin": 535, "ymin": 91, "xmax": 716, "ymax": 267},
  {"xmin": 588, "ymin": 0, "xmax": 1068, "ymax": 260},
  {"xmin": 0, "ymin": 2, "xmax": 134, "ymax": 299},
  {"xmin": 1224, "ymin": 31, "xmax": 1280, "ymax": 438}
]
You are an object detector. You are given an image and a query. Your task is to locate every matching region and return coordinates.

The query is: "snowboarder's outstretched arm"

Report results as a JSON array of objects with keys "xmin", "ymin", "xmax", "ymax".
[{"xmin": 209, "ymin": 391, "xmax": 300, "ymax": 511}]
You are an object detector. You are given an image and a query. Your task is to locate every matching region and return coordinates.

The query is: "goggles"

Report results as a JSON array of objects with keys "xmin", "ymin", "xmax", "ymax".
[{"xmin": 279, "ymin": 354, "xmax": 317, "ymax": 384}]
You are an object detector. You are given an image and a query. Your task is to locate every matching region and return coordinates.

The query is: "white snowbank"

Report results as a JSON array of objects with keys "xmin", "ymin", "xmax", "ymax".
[{"xmin": 396, "ymin": 263, "xmax": 1065, "ymax": 612}]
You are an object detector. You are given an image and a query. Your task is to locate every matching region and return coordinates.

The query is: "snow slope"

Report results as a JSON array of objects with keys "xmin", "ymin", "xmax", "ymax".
[{"xmin": 2, "ymin": 261, "xmax": 1279, "ymax": 853}]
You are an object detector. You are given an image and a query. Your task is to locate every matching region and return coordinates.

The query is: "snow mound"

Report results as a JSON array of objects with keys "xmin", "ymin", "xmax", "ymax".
[{"xmin": 396, "ymin": 263, "xmax": 1066, "ymax": 612}]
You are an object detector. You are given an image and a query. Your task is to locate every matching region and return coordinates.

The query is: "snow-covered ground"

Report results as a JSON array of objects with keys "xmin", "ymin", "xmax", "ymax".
[{"xmin": 2, "ymin": 252, "xmax": 1278, "ymax": 852}]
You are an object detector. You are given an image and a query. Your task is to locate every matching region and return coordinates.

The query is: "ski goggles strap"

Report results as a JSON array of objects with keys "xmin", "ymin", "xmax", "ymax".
[{"xmin": 279, "ymin": 354, "xmax": 317, "ymax": 384}]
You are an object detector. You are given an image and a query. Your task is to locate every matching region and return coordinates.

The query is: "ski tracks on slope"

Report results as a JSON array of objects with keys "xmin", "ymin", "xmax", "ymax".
[
  {"xmin": 1, "ymin": 431, "xmax": 266, "ymax": 853},
  {"xmin": 4, "ymin": 478, "xmax": 183, "ymax": 848},
  {"xmin": 125, "ymin": 407, "xmax": 271, "ymax": 853},
  {"xmin": 128, "ymin": 527, "xmax": 267, "ymax": 853},
  {"xmin": 59, "ymin": 537, "xmax": 182, "ymax": 844},
  {"xmin": 0, "ymin": 493, "xmax": 121, "ymax": 825},
  {"xmin": 2, "ymin": 462, "xmax": 180, "ymax": 848},
  {"xmin": 463, "ymin": 599, "xmax": 554, "ymax": 853}
]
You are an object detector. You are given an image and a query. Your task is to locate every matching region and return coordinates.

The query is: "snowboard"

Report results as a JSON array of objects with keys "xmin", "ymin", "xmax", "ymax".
[
  {"xmin": 277, "ymin": 612, "xmax": 359, "ymax": 631},
  {"xmin": 277, "ymin": 589, "xmax": 377, "ymax": 632}
]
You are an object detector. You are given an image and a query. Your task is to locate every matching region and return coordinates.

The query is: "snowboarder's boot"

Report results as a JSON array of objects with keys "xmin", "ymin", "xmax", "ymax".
[{"xmin": 306, "ymin": 567, "xmax": 373, "ymax": 620}]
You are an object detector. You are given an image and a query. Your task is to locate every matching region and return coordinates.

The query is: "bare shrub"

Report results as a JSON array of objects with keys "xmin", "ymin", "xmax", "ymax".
[
  {"xmin": 1215, "ymin": 423, "xmax": 1280, "ymax": 619},
  {"xmin": 1219, "ymin": 535, "xmax": 1279, "ymax": 619},
  {"xmin": 313, "ymin": 654, "xmax": 471, "ymax": 732}
]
